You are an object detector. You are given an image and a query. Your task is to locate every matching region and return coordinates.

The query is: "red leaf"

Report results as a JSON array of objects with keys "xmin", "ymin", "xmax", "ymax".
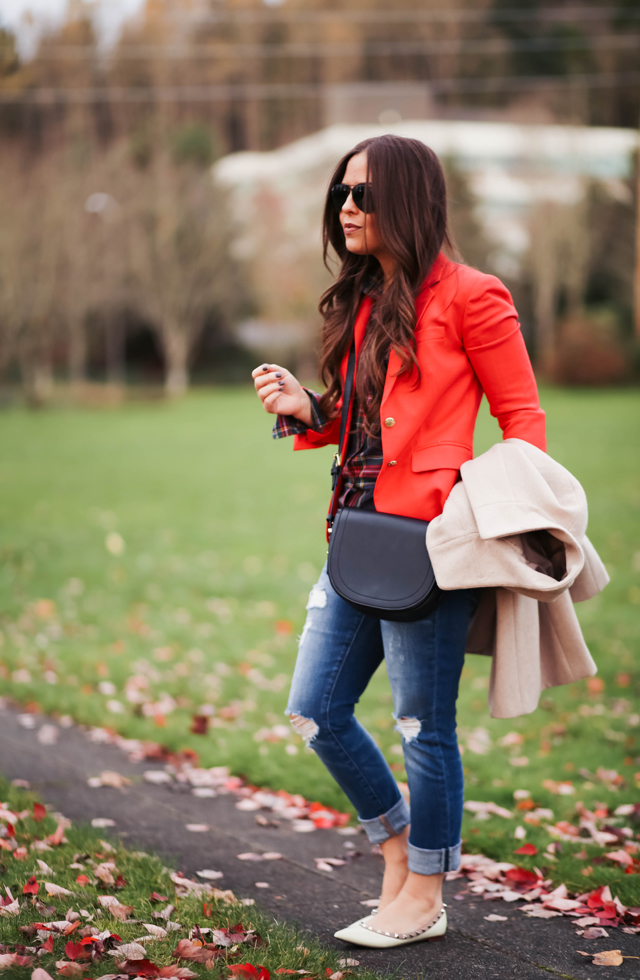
[
  {"xmin": 228, "ymin": 965, "xmax": 270, "ymax": 980},
  {"xmin": 43, "ymin": 934, "xmax": 54, "ymax": 953},
  {"xmin": 22, "ymin": 876, "xmax": 39, "ymax": 895},
  {"xmin": 587, "ymin": 887, "xmax": 606, "ymax": 910},
  {"xmin": 115, "ymin": 874, "xmax": 128, "ymax": 889},
  {"xmin": 513, "ymin": 844, "xmax": 538, "ymax": 856},
  {"xmin": 190, "ymin": 715, "xmax": 209, "ymax": 735},
  {"xmin": 6, "ymin": 823, "xmax": 15, "ymax": 839},
  {"xmin": 120, "ymin": 958, "xmax": 161, "ymax": 976},
  {"xmin": 150, "ymin": 892, "xmax": 169, "ymax": 903},
  {"xmin": 76, "ymin": 874, "xmax": 90, "ymax": 886},
  {"xmin": 33, "ymin": 802, "xmax": 47, "ymax": 822},
  {"xmin": 64, "ymin": 941, "xmax": 92, "ymax": 961},
  {"xmin": 47, "ymin": 821, "xmax": 66, "ymax": 846},
  {"xmin": 505, "ymin": 866, "xmax": 539, "ymax": 885},
  {"xmin": 599, "ymin": 901, "xmax": 619, "ymax": 919}
]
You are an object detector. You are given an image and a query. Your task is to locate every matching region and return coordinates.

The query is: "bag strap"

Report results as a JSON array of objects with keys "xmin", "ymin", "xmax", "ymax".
[{"xmin": 326, "ymin": 338, "xmax": 356, "ymax": 533}]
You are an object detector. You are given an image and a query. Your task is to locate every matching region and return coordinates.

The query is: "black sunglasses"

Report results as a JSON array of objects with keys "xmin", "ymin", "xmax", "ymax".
[{"xmin": 329, "ymin": 183, "xmax": 374, "ymax": 214}]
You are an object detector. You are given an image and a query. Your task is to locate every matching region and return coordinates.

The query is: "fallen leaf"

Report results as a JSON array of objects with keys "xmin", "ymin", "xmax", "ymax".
[
  {"xmin": 523, "ymin": 908, "xmax": 563, "ymax": 918},
  {"xmin": 142, "ymin": 925, "xmax": 168, "ymax": 939},
  {"xmin": 513, "ymin": 844, "xmax": 538, "ymax": 856},
  {"xmin": 190, "ymin": 715, "xmax": 209, "ymax": 735},
  {"xmin": 582, "ymin": 927, "xmax": 609, "ymax": 938},
  {"xmin": 158, "ymin": 969, "xmax": 198, "ymax": 979},
  {"xmin": 185, "ymin": 824, "xmax": 209, "ymax": 833},
  {"xmin": 91, "ymin": 818, "xmax": 116, "ymax": 828},
  {"xmin": 33, "ymin": 803, "xmax": 47, "ymax": 822},
  {"xmin": 95, "ymin": 863, "xmax": 116, "ymax": 885},
  {"xmin": 464, "ymin": 801, "xmax": 513, "ymax": 820},
  {"xmin": 484, "ymin": 914, "xmax": 508, "ymax": 921},
  {"xmin": 592, "ymin": 950, "xmax": 623, "ymax": 966},
  {"xmin": 75, "ymin": 875, "xmax": 91, "ymax": 887},
  {"xmin": 172, "ymin": 940, "xmax": 222, "ymax": 966},
  {"xmin": 31, "ymin": 969, "xmax": 55, "ymax": 980},
  {"xmin": 98, "ymin": 895, "xmax": 134, "ymax": 921},
  {"xmin": 108, "ymin": 943, "xmax": 148, "ymax": 961},
  {"xmin": 150, "ymin": 893, "xmax": 169, "ymax": 903},
  {"xmin": 228, "ymin": 965, "xmax": 270, "ymax": 980},
  {"xmin": 45, "ymin": 883, "xmax": 73, "ymax": 897},
  {"xmin": 116, "ymin": 958, "xmax": 160, "ymax": 977},
  {"xmin": 606, "ymin": 850, "xmax": 634, "ymax": 867},
  {"xmin": 338, "ymin": 959, "xmax": 359, "ymax": 968},
  {"xmin": 55, "ymin": 962, "xmax": 84, "ymax": 977},
  {"xmin": 47, "ymin": 822, "xmax": 67, "ymax": 846},
  {"xmin": 98, "ymin": 771, "xmax": 132, "ymax": 789},
  {"xmin": 23, "ymin": 876, "xmax": 39, "ymax": 895},
  {"xmin": 196, "ymin": 870, "xmax": 224, "ymax": 880},
  {"xmin": 505, "ymin": 867, "xmax": 539, "ymax": 886},
  {"xmin": 64, "ymin": 941, "xmax": 92, "ymax": 961}
]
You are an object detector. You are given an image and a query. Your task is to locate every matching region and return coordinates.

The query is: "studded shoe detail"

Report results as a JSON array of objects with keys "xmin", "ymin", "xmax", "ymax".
[{"xmin": 333, "ymin": 906, "xmax": 447, "ymax": 948}]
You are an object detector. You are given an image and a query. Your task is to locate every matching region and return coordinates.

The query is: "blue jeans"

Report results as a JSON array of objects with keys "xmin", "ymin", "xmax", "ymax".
[{"xmin": 286, "ymin": 565, "xmax": 480, "ymax": 875}]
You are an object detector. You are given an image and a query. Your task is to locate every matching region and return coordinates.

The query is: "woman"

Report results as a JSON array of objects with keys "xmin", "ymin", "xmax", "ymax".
[{"xmin": 252, "ymin": 135, "xmax": 546, "ymax": 948}]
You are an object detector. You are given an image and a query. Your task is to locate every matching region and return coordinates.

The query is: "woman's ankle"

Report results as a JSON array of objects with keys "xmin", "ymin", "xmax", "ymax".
[
  {"xmin": 378, "ymin": 863, "xmax": 409, "ymax": 908},
  {"xmin": 396, "ymin": 870, "xmax": 444, "ymax": 910}
]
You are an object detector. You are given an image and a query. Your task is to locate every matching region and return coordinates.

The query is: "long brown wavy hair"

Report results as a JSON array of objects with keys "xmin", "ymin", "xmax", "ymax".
[{"xmin": 318, "ymin": 134, "xmax": 452, "ymax": 436}]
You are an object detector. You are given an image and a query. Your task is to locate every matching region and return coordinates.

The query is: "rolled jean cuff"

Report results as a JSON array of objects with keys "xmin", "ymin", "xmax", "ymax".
[
  {"xmin": 358, "ymin": 796, "xmax": 410, "ymax": 845},
  {"xmin": 408, "ymin": 839, "xmax": 462, "ymax": 875}
]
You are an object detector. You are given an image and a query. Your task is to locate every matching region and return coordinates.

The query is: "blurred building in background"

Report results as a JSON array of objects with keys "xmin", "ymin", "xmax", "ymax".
[{"xmin": 0, "ymin": 0, "xmax": 638, "ymax": 401}]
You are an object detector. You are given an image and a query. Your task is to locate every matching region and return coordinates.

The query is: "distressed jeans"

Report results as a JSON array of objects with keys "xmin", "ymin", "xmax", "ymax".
[{"xmin": 286, "ymin": 565, "xmax": 481, "ymax": 875}]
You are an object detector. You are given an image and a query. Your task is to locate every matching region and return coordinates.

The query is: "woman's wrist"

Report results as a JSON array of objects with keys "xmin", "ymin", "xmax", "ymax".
[{"xmin": 292, "ymin": 388, "xmax": 314, "ymax": 427}]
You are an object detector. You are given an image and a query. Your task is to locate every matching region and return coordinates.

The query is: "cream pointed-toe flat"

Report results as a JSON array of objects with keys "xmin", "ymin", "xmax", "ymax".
[
  {"xmin": 333, "ymin": 907, "xmax": 447, "ymax": 948},
  {"xmin": 333, "ymin": 913, "xmax": 375, "ymax": 942}
]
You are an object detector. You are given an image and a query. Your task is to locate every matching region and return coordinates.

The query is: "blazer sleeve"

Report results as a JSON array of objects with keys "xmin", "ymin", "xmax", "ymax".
[
  {"xmin": 462, "ymin": 274, "xmax": 546, "ymax": 451},
  {"xmin": 293, "ymin": 415, "xmax": 340, "ymax": 450}
]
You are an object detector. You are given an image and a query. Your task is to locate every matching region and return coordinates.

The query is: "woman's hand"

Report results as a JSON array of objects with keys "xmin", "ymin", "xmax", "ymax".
[{"xmin": 251, "ymin": 363, "xmax": 313, "ymax": 426}]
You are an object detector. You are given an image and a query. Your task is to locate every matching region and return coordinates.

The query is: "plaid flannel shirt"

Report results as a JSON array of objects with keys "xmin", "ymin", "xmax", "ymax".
[{"xmin": 273, "ymin": 385, "xmax": 384, "ymax": 511}]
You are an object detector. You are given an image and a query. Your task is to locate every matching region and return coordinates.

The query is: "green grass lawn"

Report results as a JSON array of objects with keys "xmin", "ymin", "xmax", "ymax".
[{"xmin": 0, "ymin": 386, "xmax": 639, "ymax": 902}]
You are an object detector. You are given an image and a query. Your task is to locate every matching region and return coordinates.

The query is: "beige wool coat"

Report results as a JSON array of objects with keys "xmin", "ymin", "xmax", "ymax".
[{"xmin": 426, "ymin": 439, "xmax": 609, "ymax": 718}]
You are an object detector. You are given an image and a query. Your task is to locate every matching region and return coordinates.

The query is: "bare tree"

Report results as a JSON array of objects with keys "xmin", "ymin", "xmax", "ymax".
[
  {"xmin": 0, "ymin": 153, "xmax": 62, "ymax": 404},
  {"xmin": 527, "ymin": 194, "xmax": 591, "ymax": 374},
  {"xmin": 129, "ymin": 148, "xmax": 234, "ymax": 396}
]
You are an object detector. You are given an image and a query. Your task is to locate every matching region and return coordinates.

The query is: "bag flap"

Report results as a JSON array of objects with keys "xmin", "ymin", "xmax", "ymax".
[{"xmin": 412, "ymin": 443, "xmax": 472, "ymax": 473}]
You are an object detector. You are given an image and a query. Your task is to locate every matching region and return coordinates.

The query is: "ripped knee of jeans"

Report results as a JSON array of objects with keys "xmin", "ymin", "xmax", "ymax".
[
  {"xmin": 287, "ymin": 711, "xmax": 319, "ymax": 745},
  {"xmin": 306, "ymin": 585, "xmax": 327, "ymax": 610},
  {"xmin": 394, "ymin": 715, "xmax": 421, "ymax": 743}
]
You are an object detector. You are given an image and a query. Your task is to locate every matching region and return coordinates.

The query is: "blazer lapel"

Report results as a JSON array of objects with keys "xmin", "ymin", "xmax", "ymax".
[{"xmin": 381, "ymin": 281, "xmax": 438, "ymax": 410}]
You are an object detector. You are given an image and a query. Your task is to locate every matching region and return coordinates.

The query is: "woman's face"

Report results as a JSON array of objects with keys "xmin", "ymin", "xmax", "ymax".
[{"xmin": 338, "ymin": 152, "xmax": 393, "ymax": 276}]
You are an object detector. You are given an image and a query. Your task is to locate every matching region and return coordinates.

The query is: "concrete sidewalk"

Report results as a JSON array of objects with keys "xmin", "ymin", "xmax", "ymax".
[{"xmin": 1, "ymin": 703, "xmax": 635, "ymax": 979}]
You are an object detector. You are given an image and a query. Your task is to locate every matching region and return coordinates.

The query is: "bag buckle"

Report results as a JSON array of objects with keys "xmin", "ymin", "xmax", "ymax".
[{"xmin": 330, "ymin": 451, "xmax": 341, "ymax": 491}]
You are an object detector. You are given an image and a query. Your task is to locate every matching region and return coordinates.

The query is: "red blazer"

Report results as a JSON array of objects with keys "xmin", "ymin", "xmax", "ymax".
[{"xmin": 294, "ymin": 253, "xmax": 546, "ymax": 522}]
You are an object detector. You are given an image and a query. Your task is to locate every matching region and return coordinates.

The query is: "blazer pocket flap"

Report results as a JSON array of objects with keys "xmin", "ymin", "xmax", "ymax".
[{"xmin": 412, "ymin": 443, "xmax": 472, "ymax": 472}]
